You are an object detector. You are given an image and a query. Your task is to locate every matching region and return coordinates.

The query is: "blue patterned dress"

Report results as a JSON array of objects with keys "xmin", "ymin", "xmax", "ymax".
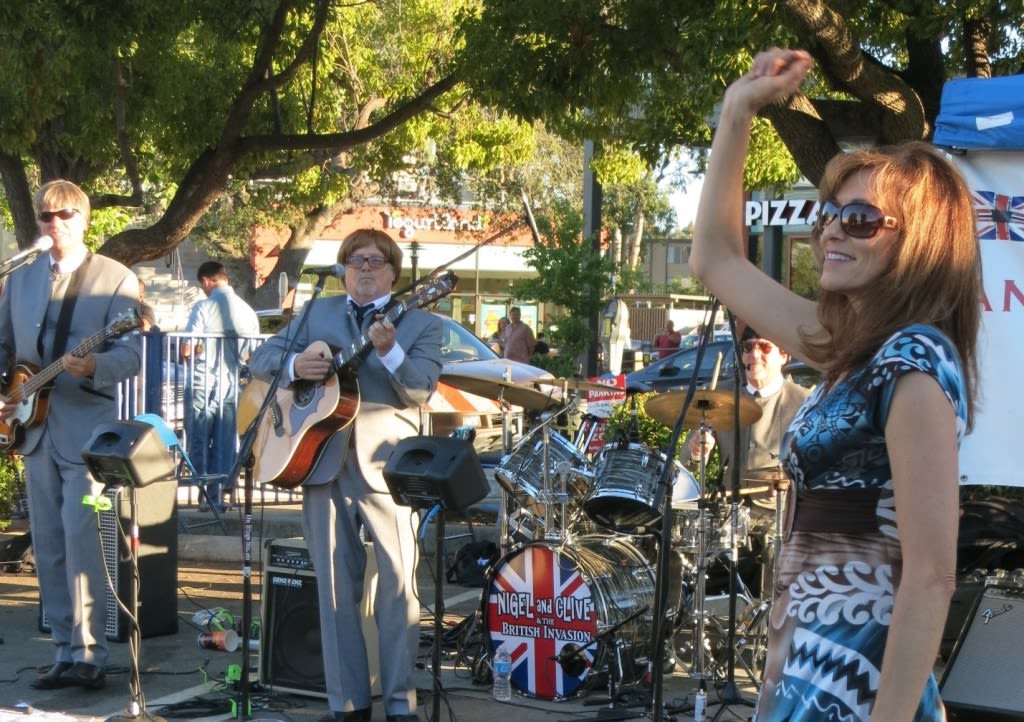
[{"xmin": 754, "ymin": 324, "xmax": 966, "ymax": 722}]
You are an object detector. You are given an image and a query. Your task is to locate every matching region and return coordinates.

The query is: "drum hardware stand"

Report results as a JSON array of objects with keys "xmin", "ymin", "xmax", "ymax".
[
  {"xmin": 553, "ymin": 607, "xmax": 651, "ymax": 722},
  {"xmin": 647, "ymin": 305, "xmax": 721, "ymax": 722}
]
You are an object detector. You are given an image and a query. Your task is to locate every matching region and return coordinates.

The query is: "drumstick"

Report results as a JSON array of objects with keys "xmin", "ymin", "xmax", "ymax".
[{"xmin": 709, "ymin": 352, "xmax": 723, "ymax": 390}]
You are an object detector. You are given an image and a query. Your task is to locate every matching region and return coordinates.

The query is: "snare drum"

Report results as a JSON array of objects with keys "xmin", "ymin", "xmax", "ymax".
[
  {"xmin": 584, "ymin": 443, "xmax": 690, "ymax": 533},
  {"xmin": 483, "ymin": 536, "xmax": 672, "ymax": 700},
  {"xmin": 496, "ymin": 428, "xmax": 593, "ymax": 509}
]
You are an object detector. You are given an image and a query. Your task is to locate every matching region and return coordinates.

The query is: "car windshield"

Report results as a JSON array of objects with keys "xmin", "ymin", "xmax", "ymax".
[
  {"xmin": 441, "ymin": 319, "xmax": 498, "ymax": 362},
  {"xmin": 650, "ymin": 341, "xmax": 734, "ymax": 376}
]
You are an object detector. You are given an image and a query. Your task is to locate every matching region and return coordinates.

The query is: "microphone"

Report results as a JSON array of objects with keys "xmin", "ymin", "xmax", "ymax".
[
  {"xmin": 0, "ymin": 235, "xmax": 53, "ymax": 274},
  {"xmin": 549, "ymin": 643, "xmax": 588, "ymax": 677},
  {"xmin": 2, "ymin": 235, "xmax": 53, "ymax": 264},
  {"xmin": 301, "ymin": 263, "xmax": 344, "ymax": 277}
]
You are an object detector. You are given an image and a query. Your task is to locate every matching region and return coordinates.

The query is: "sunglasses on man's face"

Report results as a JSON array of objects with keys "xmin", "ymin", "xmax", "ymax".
[
  {"xmin": 814, "ymin": 200, "xmax": 898, "ymax": 239},
  {"xmin": 37, "ymin": 208, "xmax": 80, "ymax": 223},
  {"xmin": 741, "ymin": 339, "xmax": 775, "ymax": 355}
]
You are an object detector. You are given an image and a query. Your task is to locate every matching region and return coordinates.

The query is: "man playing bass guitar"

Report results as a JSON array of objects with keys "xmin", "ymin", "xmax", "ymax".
[
  {"xmin": 247, "ymin": 228, "xmax": 442, "ymax": 722},
  {"xmin": 0, "ymin": 180, "xmax": 141, "ymax": 691}
]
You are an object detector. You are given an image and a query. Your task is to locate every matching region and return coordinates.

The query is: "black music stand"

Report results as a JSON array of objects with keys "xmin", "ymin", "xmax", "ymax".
[{"xmin": 383, "ymin": 435, "xmax": 488, "ymax": 722}]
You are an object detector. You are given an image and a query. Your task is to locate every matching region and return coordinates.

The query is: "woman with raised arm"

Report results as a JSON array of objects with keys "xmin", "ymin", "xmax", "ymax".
[{"xmin": 690, "ymin": 48, "xmax": 981, "ymax": 721}]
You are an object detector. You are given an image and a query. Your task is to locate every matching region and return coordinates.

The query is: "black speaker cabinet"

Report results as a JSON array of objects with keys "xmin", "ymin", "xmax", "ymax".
[
  {"xmin": 260, "ymin": 538, "xmax": 379, "ymax": 698},
  {"xmin": 383, "ymin": 436, "xmax": 488, "ymax": 511},
  {"xmin": 940, "ymin": 585, "xmax": 1024, "ymax": 720},
  {"xmin": 82, "ymin": 420, "xmax": 175, "ymax": 488},
  {"xmin": 39, "ymin": 481, "xmax": 178, "ymax": 641}
]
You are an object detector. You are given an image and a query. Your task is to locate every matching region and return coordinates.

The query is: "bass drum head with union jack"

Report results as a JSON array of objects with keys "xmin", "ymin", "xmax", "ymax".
[{"xmin": 483, "ymin": 536, "xmax": 656, "ymax": 700}]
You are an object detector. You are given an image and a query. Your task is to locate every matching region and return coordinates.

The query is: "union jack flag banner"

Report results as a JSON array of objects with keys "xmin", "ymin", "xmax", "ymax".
[
  {"xmin": 933, "ymin": 75, "xmax": 1024, "ymax": 487},
  {"xmin": 484, "ymin": 539, "xmax": 655, "ymax": 699},
  {"xmin": 936, "ymin": 112, "xmax": 1024, "ymax": 486}
]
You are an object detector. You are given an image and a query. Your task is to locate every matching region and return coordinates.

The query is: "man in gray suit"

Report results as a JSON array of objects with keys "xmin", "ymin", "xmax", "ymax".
[
  {"xmin": 248, "ymin": 229, "xmax": 442, "ymax": 722},
  {"xmin": 0, "ymin": 180, "xmax": 141, "ymax": 690}
]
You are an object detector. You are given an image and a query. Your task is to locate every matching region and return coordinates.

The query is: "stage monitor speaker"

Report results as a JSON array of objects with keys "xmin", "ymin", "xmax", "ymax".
[
  {"xmin": 383, "ymin": 435, "xmax": 488, "ymax": 511},
  {"xmin": 39, "ymin": 481, "xmax": 178, "ymax": 641},
  {"xmin": 940, "ymin": 584, "xmax": 1024, "ymax": 721},
  {"xmin": 260, "ymin": 538, "xmax": 380, "ymax": 698},
  {"xmin": 81, "ymin": 420, "xmax": 175, "ymax": 488}
]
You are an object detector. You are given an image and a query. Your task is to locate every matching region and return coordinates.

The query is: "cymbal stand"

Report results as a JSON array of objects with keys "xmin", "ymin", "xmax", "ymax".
[
  {"xmin": 496, "ymin": 398, "xmax": 516, "ymax": 555},
  {"xmin": 687, "ymin": 415, "xmax": 715, "ymax": 685}
]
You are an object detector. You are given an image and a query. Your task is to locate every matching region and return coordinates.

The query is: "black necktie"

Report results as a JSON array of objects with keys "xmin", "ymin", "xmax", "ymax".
[{"xmin": 352, "ymin": 302, "xmax": 375, "ymax": 327}]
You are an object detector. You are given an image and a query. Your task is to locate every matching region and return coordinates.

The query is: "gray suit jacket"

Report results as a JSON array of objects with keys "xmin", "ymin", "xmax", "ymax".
[
  {"xmin": 247, "ymin": 294, "xmax": 442, "ymax": 492},
  {"xmin": 0, "ymin": 253, "xmax": 141, "ymax": 461}
]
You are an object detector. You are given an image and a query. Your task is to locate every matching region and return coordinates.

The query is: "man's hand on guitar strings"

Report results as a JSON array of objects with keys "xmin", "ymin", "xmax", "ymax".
[
  {"xmin": 367, "ymin": 315, "xmax": 396, "ymax": 357},
  {"xmin": 62, "ymin": 352, "xmax": 96, "ymax": 378},
  {"xmin": 294, "ymin": 346, "xmax": 333, "ymax": 381}
]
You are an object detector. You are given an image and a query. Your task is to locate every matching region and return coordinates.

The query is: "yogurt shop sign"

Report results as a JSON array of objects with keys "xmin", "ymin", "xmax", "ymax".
[{"xmin": 382, "ymin": 209, "xmax": 488, "ymax": 237}]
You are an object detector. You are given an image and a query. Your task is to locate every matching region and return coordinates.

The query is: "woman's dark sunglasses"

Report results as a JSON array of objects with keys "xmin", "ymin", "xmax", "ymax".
[
  {"xmin": 37, "ymin": 208, "xmax": 80, "ymax": 223},
  {"xmin": 814, "ymin": 201, "xmax": 898, "ymax": 239}
]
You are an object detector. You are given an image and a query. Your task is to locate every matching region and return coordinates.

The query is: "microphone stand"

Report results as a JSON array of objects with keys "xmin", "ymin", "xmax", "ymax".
[
  {"xmin": 648, "ymin": 301, "xmax": 720, "ymax": 722},
  {"xmin": 224, "ymin": 272, "xmax": 332, "ymax": 719},
  {"xmin": 710, "ymin": 312, "xmax": 756, "ymax": 720}
]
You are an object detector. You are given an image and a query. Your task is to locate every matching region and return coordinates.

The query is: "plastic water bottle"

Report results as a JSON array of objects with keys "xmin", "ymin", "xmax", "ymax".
[
  {"xmin": 694, "ymin": 685, "xmax": 707, "ymax": 722},
  {"xmin": 492, "ymin": 643, "xmax": 512, "ymax": 701}
]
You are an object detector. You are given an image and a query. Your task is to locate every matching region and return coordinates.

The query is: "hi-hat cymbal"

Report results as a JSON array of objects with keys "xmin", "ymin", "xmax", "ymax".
[
  {"xmin": 534, "ymin": 377, "xmax": 614, "ymax": 393},
  {"xmin": 643, "ymin": 388, "xmax": 762, "ymax": 430},
  {"xmin": 440, "ymin": 373, "xmax": 556, "ymax": 412}
]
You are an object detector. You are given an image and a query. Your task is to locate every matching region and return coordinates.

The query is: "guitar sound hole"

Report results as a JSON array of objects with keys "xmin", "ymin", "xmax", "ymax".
[{"xmin": 293, "ymin": 382, "xmax": 318, "ymax": 408}]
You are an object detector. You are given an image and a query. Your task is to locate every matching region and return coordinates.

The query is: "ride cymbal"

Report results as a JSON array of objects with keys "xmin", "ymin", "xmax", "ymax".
[
  {"xmin": 439, "ymin": 372, "xmax": 557, "ymax": 412},
  {"xmin": 643, "ymin": 388, "xmax": 762, "ymax": 430}
]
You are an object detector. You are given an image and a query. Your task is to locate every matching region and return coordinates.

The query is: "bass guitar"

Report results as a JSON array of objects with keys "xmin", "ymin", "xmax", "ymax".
[
  {"xmin": 241, "ymin": 271, "xmax": 457, "ymax": 488},
  {"xmin": 0, "ymin": 309, "xmax": 141, "ymax": 452}
]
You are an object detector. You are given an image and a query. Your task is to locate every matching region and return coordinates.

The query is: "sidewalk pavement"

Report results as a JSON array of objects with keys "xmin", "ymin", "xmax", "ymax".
[{"xmin": 1, "ymin": 500, "xmax": 762, "ymax": 722}]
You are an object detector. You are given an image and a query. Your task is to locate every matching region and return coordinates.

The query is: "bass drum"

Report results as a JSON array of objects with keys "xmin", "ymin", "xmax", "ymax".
[{"xmin": 484, "ymin": 536, "xmax": 671, "ymax": 700}]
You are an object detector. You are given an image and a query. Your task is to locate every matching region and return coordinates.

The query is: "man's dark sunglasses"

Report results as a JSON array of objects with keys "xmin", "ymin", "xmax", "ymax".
[
  {"xmin": 37, "ymin": 208, "xmax": 80, "ymax": 223},
  {"xmin": 814, "ymin": 200, "xmax": 898, "ymax": 239}
]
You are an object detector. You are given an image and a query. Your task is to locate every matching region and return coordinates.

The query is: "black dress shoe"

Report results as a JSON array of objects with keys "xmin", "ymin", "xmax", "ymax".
[
  {"xmin": 58, "ymin": 662, "xmax": 106, "ymax": 690},
  {"xmin": 29, "ymin": 662, "xmax": 74, "ymax": 690},
  {"xmin": 343, "ymin": 709, "xmax": 372, "ymax": 722},
  {"xmin": 386, "ymin": 715, "xmax": 419, "ymax": 722}
]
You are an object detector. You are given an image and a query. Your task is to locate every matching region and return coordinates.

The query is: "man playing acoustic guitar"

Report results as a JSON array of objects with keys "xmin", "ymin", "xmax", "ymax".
[
  {"xmin": 248, "ymin": 228, "xmax": 442, "ymax": 722},
  {"xmin": 0, "ymin": 180, "xmax": 141, "ymax": 691}
]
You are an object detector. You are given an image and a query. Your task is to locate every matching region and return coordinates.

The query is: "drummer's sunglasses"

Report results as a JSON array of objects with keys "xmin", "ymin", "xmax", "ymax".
[
  {"xmin": 741, "ymin": 339, "xmax": 775, "ymax": 355},
  {"xmin": 814, "ymin": 200, "xmax": 898, "ymax": 239}
]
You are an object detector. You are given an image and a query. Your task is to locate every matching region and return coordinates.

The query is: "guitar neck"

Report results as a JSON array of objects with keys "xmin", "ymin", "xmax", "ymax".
[{"xmin": 15, "ymin": 326, "xmax": 119, "ymax": 401}]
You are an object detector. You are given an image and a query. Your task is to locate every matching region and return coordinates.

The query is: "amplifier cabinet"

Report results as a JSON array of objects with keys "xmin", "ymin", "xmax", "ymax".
[
  {"xmin": 259, "ymin": 537, "xmax": 380, "ymax": 698},
  {"xmin": 940, "ymin": 584, "xmax": 1024, "ymax": 721},
  {"xmin": 39, "ymin": 481, "xmax": 178, "ymax": 642}
]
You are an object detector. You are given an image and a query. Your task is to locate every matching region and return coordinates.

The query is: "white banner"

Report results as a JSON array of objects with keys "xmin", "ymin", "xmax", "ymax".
[{"xmin": 952, "ymin": 150, "xmax": 1024, "ymax": 486}]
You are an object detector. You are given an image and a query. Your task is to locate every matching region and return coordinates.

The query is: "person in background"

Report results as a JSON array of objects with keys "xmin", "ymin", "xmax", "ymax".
[
  {"xmin": 0, "ymin": 180, "xmax": 141, "ymax": 691},
  {"xmin": 654, "ymin": 319, "xmax": 682, "ymax": 358},
  {"xmin": 181, "ymin": 260, "xmax": 259, "ymax": 512},
  {"xmin": 533, "ymin": 331, "xmax": 550, "ymax": 356},
  {"xmin": 689, "ymin": 47, "xmax": 980, "ymax": 721},
  {"xmin": 488, "ymin": 316, "xmax": 509, "ymax": 355},
  {"xmin": 247, "ymin": 228, "xmax": 441, "ymax": 722},
  {"xmin": 685, "ymin": 325, "xmax": 810, "ymax": 595},
  {"xmin": 502, "ymin": 306, "xmax": 535, "ymax": 363}
]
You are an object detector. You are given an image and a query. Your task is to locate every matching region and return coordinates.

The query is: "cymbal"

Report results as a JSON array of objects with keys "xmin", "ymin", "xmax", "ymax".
[
  {"xmin": 643, "ymin": 389, "xmax": 762, "ymax": 430},
  {"xmin": 439, "ymin": 373, "xmax": 556, "ymax": 412},
  {"xmin": 534, "ymin": 377, "xmax": 614, "ymax": 393}
]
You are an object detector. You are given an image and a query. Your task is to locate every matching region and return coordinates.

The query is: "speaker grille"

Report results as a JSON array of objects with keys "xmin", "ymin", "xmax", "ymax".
[{"xmin": 941, "ymin": 585, "xmax": 1024, "ymax": 720}]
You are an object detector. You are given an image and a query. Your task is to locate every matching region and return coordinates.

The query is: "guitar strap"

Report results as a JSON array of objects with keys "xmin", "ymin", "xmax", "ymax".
[{"xmin": 48, "ymin": 254, "xmax": 94, "ymax": 364}]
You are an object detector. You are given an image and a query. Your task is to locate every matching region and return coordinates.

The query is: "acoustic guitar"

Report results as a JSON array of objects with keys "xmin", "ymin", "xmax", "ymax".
[
  {"xmin": 241, "ymin": 272, "xmax": 457, "ymax": 488},
  {"xmin": 0, "ymin": 309, "xmax": 141, "ymax": 452}
]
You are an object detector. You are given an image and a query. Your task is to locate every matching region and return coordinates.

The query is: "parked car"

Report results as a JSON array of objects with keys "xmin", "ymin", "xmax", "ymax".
[{"xmin": 626, "ymin": 340, "xmax": 739, "ymax": 393}]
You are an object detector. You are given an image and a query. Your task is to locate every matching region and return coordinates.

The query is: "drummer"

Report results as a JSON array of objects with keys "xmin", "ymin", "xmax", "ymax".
[{"xmin": 683, "ymin": 326, "xmax": 810, "ymax": 587}]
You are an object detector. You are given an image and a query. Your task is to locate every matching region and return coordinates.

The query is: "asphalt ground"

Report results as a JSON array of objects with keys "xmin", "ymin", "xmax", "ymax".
[{"xmin": 0, "ymin": 498, "xmax": 768, "ymax": 722}]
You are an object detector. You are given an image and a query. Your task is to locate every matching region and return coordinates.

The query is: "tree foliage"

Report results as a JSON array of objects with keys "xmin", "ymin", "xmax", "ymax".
[{"xmin": 460, "ymin": 0, "xmax": 1024, "ymax": 188}]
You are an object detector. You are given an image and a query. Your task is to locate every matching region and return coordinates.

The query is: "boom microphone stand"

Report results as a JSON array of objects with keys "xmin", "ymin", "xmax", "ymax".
[{"xmin": 711, "ymin": 313, "xmax": 757, "ymax": 721}]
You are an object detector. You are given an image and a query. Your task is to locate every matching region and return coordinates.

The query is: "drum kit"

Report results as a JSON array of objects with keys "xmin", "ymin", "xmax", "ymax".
[{"xmin": 440, "ymin": 373, "xmax": 792, "ymax": 703}]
